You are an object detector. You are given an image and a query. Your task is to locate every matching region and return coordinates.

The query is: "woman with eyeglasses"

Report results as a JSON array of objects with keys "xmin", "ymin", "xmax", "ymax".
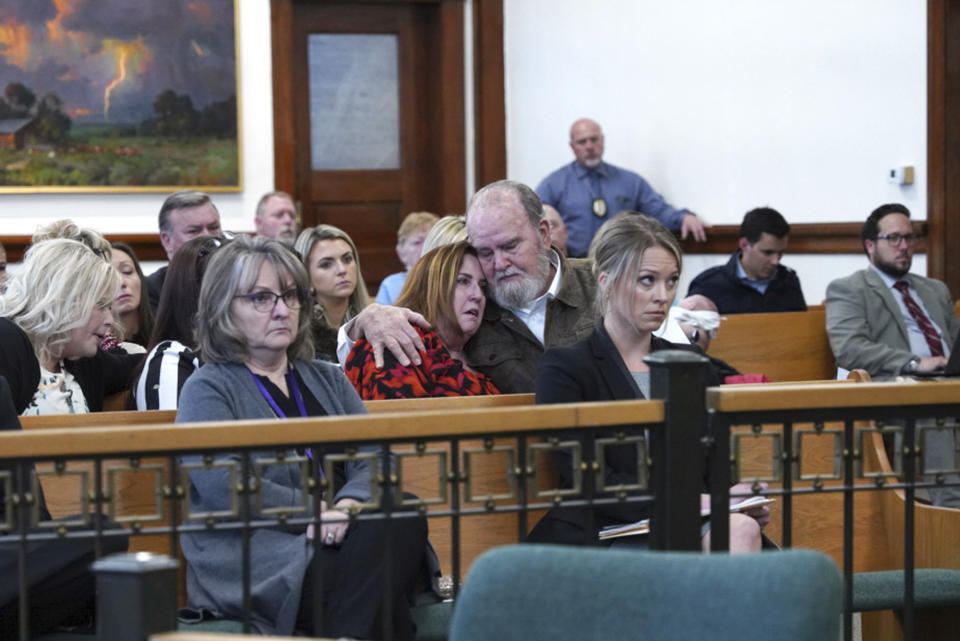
[
  {"xmin": 133, "ymin": 235, "xmax": 229, "ymax": 410},
  {"xmin": 294, "ymin": 225, "xmax": 371, "ymax": 363},
  {"xmin": 175, "ymin": 236, "xmax": 428, "ymax": 638}
]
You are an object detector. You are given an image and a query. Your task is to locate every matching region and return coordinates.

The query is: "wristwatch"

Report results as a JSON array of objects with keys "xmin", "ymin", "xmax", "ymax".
[{"xmin": 901, "ymin": 358, "xmax": 920, "ymax": 375}]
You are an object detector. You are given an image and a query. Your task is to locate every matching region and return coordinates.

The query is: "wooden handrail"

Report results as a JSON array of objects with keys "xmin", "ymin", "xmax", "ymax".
[
  {"xmin": 1, "ymin": 399, "xmax": 664, "ymax": 458},
  {"xmin": 20, "ymin": 409, "xmax": 176, "ymax": 429},
  {"xmin": 706, "ymin": 379, "xmax": 960, "ymax": 413},
  {"xmin": 18, "ymin": 394, "xmax": 537, "ymax": 430},
  {"xmin": 364, "ymin": 393, "xmax": 534, "ymax": 413}
]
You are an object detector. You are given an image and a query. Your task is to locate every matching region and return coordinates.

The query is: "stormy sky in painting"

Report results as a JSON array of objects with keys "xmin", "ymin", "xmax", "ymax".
[{"xmin": 0, "ymin": 0, "xmax": 236, "ymax": 124}]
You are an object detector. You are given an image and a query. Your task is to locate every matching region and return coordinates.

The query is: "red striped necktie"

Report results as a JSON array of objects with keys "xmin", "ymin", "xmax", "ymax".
[{"xmin": 893, "ymin": 280, "xmax": 944, "ymax": 357}]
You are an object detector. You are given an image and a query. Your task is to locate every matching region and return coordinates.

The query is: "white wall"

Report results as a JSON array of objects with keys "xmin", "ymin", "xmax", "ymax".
[
  {"xmin": 2, "ymin": 1, "xmax": 932, "ymax": 305},
  {"xmin": 0, "ymin": 1, "xmax": 275, "ymax": 237},
  {"xmin": 503, "ymin": 0, "xmax": 928, "ymax": 303}
]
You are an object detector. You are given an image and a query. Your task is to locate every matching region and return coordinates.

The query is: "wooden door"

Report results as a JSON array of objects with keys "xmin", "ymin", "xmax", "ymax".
[{"xmin": 272, "ymin": 0, "xmax": 466, "ymax": 288}]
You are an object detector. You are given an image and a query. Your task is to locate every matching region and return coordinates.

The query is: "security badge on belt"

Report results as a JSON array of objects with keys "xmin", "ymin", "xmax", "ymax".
[{"xmin": 592, "ymin": 198, "xmax": 607, "ymax": 217}]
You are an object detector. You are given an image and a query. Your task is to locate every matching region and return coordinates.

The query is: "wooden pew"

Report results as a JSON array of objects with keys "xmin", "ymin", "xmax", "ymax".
[{"xmin": 709, "ymin": 308, "xmax": 835, "ymax": 381}]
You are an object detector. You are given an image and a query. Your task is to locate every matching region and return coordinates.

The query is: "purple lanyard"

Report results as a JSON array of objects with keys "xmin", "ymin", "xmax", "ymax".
[
  {"xmin": 248, "ymin": 366, "xmax": 307, "ymax": 419},
  {"xmin": 247, "ymin": 366, "xmax": 323, "ymax": 476}
]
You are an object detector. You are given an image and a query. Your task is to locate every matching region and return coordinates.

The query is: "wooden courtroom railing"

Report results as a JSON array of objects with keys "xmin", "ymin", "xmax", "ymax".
[
  {"xmin": 18, "ymin": 378, "xmax": 883, "ymax": 578},
  {"xmin": 707, "ymin": 378, "xmax": 960, "ymax": 641},
  {"xmin": 7, "ymin": 398, "xmax": 663, "ymax": 587},
  {"xmin": 19, "ymin": 393, "xmax": 537, "ymax": 430},
  {"xmin": 7, "ymin": 370, "xmax": 960, "ymax": 640},
  {"xmin": 20, "ymin": 382, "xmax": 883, "ymax": 578}
]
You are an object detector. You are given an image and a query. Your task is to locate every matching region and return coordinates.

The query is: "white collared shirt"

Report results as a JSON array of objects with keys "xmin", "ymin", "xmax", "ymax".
[{"xmin": 503, "ymin": 250, "xmax": 563, "ymax": 345}]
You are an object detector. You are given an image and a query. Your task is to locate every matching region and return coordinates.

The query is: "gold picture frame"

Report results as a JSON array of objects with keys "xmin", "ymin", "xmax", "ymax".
[{"xmin": 0, "ymin": 0, "xmax": 242, "ymax": 193}]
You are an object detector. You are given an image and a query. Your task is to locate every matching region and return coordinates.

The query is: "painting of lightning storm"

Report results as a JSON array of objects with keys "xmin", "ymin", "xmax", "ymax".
[{"xmin": 0, "ymin": 0, "xmax": 240, "ymax": 192}]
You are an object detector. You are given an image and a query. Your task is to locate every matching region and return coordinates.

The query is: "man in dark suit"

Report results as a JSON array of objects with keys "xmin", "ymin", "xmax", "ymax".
[
  {"xmin": 827, "ymin": 203, "xmax": 960, "ymax": 507},
  {"xmin": 687, "ymin": 207, "xmax": 806, "ymax": 314},
  {"xmin": 145, "ymin": 190, "xmax": 222, "ymax": 313}
]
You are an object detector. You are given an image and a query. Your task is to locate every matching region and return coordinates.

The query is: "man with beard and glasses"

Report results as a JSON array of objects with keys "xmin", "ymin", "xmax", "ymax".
[
  {"xmin": 337, "ymin": 180, "xmax": 597, "ymax": 393},
  {"xmin": 827, "ymin": 203, "xmax": 959, "ymax": 379},
  {"xmin": 827, "ymin": 203, "xmax": 960, "ymax": 507}
]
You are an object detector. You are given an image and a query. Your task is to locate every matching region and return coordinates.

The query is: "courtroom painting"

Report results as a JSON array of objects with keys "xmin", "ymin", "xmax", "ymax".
[{"xmin": 0, "ymin": 0, "xmax": 240, "ymax": 193}]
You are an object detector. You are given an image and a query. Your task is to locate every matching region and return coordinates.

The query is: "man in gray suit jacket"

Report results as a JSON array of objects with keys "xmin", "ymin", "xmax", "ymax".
[
  {"xmin": 827, "ymin": 203, "xmax": 960, "ymax": 506},
  {"xmin": 827, "ymin": 203, "xmax": 960, "ymax": 378}
]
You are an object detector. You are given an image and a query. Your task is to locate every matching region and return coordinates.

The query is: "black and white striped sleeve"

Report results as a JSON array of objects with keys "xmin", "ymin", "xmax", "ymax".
[{"xmin": 135, "ymin": 341, "xmax": 201, "ymax": 411}]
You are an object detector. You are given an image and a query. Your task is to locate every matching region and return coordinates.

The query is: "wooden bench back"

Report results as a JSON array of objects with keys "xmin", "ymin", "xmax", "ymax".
[
  {"xmin": 708, "ymin": 309, "xmax": 834, "ymax": 381},
  {"xmin": 19, "ymin": 393, "xmax": 537, "ymax": 430}
]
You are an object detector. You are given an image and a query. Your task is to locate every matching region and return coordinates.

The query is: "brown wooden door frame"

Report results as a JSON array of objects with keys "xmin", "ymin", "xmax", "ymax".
[
  {"xmin": 927, "ymin": 0, "xmax": 960, "ymax": 299},
  {"xmin": 271, "ymin": 0, "xmax": 471, "ymax": 213},
  {"xmin": 472, "ymin": 0, "xmax": 506, "ymax": 187}
]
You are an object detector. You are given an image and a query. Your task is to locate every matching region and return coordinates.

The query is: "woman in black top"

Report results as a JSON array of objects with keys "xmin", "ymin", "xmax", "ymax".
[
  {"xmin": 528, "ymin": 212, "xmax": 770, "ymax": 551},
  {"xmin": 0, "ymin": 239, "xmax": 139, "ymax": 415}
]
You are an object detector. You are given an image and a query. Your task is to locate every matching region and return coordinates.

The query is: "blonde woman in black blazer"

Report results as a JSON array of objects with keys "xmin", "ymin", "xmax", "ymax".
[{"xmin": 528, "ymin": 212, "xmax": 769, "ymax": 551}]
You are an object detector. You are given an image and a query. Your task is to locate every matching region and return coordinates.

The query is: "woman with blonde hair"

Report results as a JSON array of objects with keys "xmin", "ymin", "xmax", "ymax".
[
  {"xmin": 0, "ymin": 239, "xmax": 139, "ymax": 414},
  {"xmin": 528, "ymin": 212, "xmax": 768, "ymax": 551},
  {"xmin": 376, "ymin": 211, "xmax": 438, "ymax": 304},
  {"xmin": 294, "ymin": 225, "xmax": 370, "ymax": 362},
  {"xmin": 31, "ymin": 219, "xmax": 112, "ymax": 260},
  {"xmin": 420, "ymin": 215, "xmax": 467, "ymax": 255},
  {"xmin": 345, "ymin": 241, "xmax": 498, "ymax": 398}
]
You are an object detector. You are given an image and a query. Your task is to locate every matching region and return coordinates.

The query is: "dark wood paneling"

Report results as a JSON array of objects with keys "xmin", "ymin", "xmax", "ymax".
[
  {"xmin": 927, "ymin": 0, "xmax": 960, "ymax": 299},
  {"xmin": 309, "ymin": 201, "xmax": 404, "ymax": 284},
  {"xmin": 3, "ymin": 220, "xmax": 927, "ymax": 266},
  {"xmin": 436, "ymin": 0, "xmax": 467, "ymax": 211},
  {"xmin": 676, "ymin": 221, "xmax": 929, "ymax": 256},
  {"xmin": 308, "ymin": 171, "xmax": 403, "ymax": 202},
  {"xmin": 1, "ymin": 234, "xmax": 167, "ymax": 263},
  {"xmin": 473, "ymin": 0, "xmax": 506, "ymax": 188},
  {"xmin": 271, "ymin": 0, "xmax": 297, "ymax": 195}
]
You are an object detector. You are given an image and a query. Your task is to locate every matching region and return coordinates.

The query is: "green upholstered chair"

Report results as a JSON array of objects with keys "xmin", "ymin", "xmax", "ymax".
[{"xmin": 448, "ymin": 545, "xmax": 842, "ymax": 641}]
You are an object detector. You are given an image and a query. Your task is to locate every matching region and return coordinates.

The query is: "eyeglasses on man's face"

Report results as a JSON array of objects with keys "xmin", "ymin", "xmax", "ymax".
[
  {"xmin": 876, "ymin": 233, "xmax": 918, "ymax": 247},
  {"xmin": 235, "ymin": 287, "xmax": 306, "ymax": 313}
]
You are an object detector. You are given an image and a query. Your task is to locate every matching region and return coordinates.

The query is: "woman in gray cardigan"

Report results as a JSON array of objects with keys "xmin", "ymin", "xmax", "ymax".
[{"xmin": 176, "ymin": 236, "xmax": 427, "ymax": 639}]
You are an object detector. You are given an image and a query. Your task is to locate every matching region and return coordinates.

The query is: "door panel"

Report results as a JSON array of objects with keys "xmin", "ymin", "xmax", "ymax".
[{"xmin": 277, "ymin": 1, "xmax": 465, "ymax": 288}]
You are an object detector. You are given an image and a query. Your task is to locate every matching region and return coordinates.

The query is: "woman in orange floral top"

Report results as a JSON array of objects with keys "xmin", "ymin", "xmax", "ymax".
[{"xmin": 344, "ymin": 242, "xmax": 499, "ymax": 398}]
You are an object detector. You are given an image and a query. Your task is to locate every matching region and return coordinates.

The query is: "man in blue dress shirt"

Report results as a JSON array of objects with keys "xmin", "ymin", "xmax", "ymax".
[{"xmin": 536, "ymin": 118, "xmax": 708, "ymax": 257}]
